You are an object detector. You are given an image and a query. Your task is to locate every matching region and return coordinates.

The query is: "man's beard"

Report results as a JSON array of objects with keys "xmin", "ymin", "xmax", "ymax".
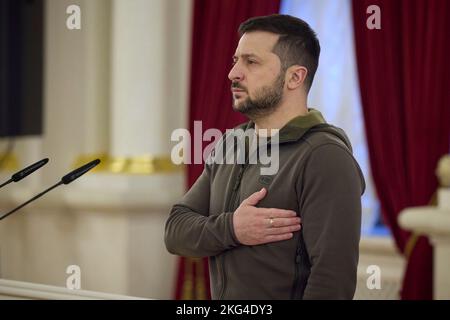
[{"xmin": 232, "ymin": 72, "xmax": 285, "ymax": 120}]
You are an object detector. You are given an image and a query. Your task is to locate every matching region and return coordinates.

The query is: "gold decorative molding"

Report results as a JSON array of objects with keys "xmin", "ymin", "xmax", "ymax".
[
  {"xmin": 73, "ymin": 154, "xmax": 184, "ymax": 175},
  {"xmin": 0, "ymin": 153, "xmax": 19, "ymax": 171}
]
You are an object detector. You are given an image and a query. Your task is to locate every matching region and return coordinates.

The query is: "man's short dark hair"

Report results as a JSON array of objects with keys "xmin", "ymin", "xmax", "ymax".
[{"xmin": 238, "ymin": 14, "xmax": 320, "ymax": 92}]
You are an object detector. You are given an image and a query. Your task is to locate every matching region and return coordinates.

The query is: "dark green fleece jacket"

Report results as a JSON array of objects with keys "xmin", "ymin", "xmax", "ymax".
[{"xmin": 165, "ymin": 109, "xmax": 365, "ymax": 300}]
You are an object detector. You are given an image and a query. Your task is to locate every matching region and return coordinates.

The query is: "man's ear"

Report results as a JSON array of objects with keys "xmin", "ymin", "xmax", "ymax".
[{"xmin": 286, "ymin": 65, "xmax": 308, "ymax": 90}]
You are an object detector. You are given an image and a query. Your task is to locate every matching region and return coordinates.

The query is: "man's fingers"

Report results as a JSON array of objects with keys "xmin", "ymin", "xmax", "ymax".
[
  {"xmin": 241, "ymin": 188, "xmax": 267, "ymax": 206},
  {"xmin": 260, "ymin": 208, "xmax": 298, "ymax": 218},
  {"xmin": 264, "ymin": 233, "xmax": 294, "ymax": 243},
  {"xmin": 267, "ymin": 217, "xmax": 301, "ymax": 228},
  {"xmin": 267, "ymin": 224, "xmax": 301, "ymax": 235}
]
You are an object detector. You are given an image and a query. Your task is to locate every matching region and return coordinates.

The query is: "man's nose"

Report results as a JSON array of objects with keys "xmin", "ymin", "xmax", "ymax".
[{"xmin": 228, "ymin": 64, "xmax": 244, "ymax": 82}]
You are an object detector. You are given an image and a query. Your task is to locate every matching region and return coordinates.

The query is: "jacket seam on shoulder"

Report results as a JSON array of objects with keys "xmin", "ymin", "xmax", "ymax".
[{"xmin": 309, "ymin": 142, "xmax": 353, "ymax": 157}]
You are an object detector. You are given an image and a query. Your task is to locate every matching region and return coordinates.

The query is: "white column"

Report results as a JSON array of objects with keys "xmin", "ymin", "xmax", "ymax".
[
  {"xmin": 43, "ymin": 0, "xmax": 110, "ymax": 182},
  {"xmin": 82, "ymin": 0, "xmax": 111, "ymax": 155},
  {"xmin": 110, "ymin": 0, "xmax": 179, "ymax": 157}
]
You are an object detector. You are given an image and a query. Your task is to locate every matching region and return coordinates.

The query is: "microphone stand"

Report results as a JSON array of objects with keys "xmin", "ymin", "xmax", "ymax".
[
  {"xmin": 0, "ymin": 178, "xmax": 13, "ymax": 189},
  {"xmin": 0, "ymin": 181, "xmax": 63, "ymax": 221}
]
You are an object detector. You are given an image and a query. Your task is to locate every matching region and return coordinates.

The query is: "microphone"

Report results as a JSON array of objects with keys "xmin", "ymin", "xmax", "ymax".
[
  {"xmin": 0, "ymin": 159, "xmax": 101, "ymax": 221},
  {"xmin": 0, "ymin": 158, "xmax": 49, "ymax": 189},
  {"xmin": 61, "ymin": 158, "xmax": 100, "ymax": 185}
]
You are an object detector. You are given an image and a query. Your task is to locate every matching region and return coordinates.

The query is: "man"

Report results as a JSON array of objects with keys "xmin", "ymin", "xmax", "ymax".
[{"xmin": 165, "ymin": 14, "xmax": 365, "ymax": 300}]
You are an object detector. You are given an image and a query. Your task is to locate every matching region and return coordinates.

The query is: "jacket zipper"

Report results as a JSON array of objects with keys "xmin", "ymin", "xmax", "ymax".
[
  {"xmin": 290, "ymin": 245, "xmax": 301, "ymax": 299},
  {"xmin": 291, "ymin": 230, "xmax": 310, "ymax": 299},
  {"xmin": 218, "ymin": 163, "xmax": 247, "ymax": 299}
]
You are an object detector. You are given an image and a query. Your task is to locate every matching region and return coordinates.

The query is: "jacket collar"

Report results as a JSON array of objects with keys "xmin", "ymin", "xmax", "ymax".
[
  {"xmin": 243, "ymin": 108, "xmax": 326, "ymax": 144},
  {"xmin": 277, "ymin": 108, "xmax": 326, "ymax": 143}
]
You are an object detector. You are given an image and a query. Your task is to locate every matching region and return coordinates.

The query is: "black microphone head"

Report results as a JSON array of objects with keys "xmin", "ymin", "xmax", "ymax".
[
  {"xmin": 11, "ymin": 158, "xmax": 49, "ymax": 182},
  {"xmin": 61, "ymin": 159, "xmax": 101, "ymax": 185}
]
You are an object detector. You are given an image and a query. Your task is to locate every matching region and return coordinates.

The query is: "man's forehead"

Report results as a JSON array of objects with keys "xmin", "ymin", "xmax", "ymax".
[{"xmin": 234, "ymin": 31, "xmax": 279, "ymax": 57}]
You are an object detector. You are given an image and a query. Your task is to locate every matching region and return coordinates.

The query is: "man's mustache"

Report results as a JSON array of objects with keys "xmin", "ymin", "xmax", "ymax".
[{"xmin": 231, "ymin": 82, "xmax": 247, "ymax": 91}]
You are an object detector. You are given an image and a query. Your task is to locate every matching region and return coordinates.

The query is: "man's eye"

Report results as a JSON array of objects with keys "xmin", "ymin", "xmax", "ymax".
[{"xmin": 248, "ymin": 60, "xmax": 256, "ymax": 64}]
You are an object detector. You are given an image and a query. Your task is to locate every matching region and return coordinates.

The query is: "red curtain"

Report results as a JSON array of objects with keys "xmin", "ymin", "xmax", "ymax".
[
  {"xmin": 352, "ymin": 0, "xmax": 450, "ymax": 299},
  {"xmin": 174, "ymin": 0, "xmax": 281, "ymax": 300}
]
